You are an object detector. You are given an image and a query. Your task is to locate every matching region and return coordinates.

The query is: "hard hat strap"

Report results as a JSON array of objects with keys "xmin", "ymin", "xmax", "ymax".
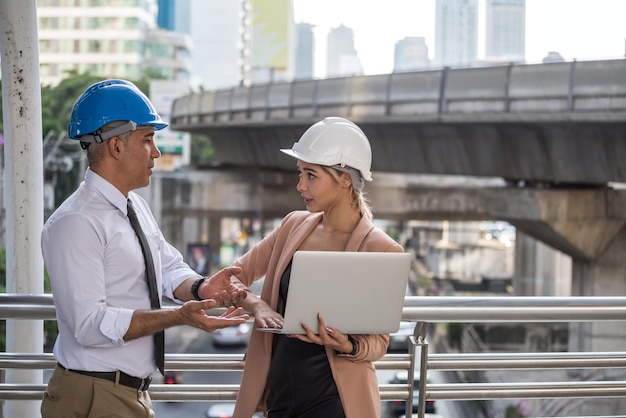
[
  {"xmin": 77, "ymin": 121, "xmax": 137, "ymax": 144},
  {"xmin": 333, "ymin": 164, "xmax": 364, "ymax": 191}
]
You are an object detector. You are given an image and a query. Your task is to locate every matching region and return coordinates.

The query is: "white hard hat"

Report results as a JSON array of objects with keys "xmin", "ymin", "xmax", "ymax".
[{"xmin": 281, "ymin": 117, "xmax": 373, "ymax": 183}]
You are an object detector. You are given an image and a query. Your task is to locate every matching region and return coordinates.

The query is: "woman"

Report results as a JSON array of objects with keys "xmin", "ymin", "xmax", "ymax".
[{"xmin": 231, "ymin": 117, "xmax": 404, "ymax": 418}]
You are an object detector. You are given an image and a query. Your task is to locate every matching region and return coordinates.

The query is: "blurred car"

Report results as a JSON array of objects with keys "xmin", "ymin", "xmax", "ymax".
[
  {"xmin": 388, "ymin": 321, "xmax": 415, "ymax": 352},
  {"xmin": 162, "ymin": 370, "xmax": 181, "ymax": 384},
  {"xmin": 387, "ymin": 370, "xmax": 436, "ymax": 416},
  {"xmin": 205, "ymin": 402, "xmax": 263, "ymax": 418},
  {"xmin": 211, "ymin": 322, "xmax": 251, "ymax": 347}
]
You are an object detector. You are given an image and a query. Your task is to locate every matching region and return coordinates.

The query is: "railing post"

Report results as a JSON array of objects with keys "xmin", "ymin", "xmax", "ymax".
[
  {"xmin": 504, "ymin": 62, "xmax": 514, "ymax": 112},
  {"xmin": 409, "ymin": 321, "xmax": 430, "ymax": 418},
  {"xmin": 312, "ymin": 79, "xmax": 320, "ymax": 117},
  {"xmin": 227, "ymin": 88, "xmax": 235, "ymax": 121},
  {"xmin": 384, "ymin": 72, "xmax": 393, "ymax": 116},
  {"xmin": 437, "ymin": 66, "xmax": 449, "ymax": 114},
  {"xmin": 567, "ymin": 59, "xmax": 577, "ymax": 111}
]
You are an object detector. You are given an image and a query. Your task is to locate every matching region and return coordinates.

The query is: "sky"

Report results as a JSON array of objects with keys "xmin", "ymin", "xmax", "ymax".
[{"xmin": 292, "ymin": 0, "xmax": 626, "ymax": 77}]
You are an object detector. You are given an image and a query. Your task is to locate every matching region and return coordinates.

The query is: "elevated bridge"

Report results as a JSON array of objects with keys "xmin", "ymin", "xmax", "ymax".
[{"xmin": 171, "ymin": 59, "xmax": 626, "ymax": 186}]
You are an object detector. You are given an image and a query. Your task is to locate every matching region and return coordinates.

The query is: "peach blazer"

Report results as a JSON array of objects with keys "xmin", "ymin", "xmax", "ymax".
[{"xmin": 231, "ymin": 211, "xmax": 404, "ymax": 418}]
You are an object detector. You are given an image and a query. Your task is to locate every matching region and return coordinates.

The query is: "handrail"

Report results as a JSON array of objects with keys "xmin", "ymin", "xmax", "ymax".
[
  {"xmin": 0, "ymin": 352, "xmax": 412, "ymax": 371},
  {"xmin": 5, "ymin": 294, "xmax": 626, "ymax": 322},
  {"xmin": 171, "ymin": 59, "xmax": 626, "ymax": 128},
  {"xmin": 2, "ymin": 294, "xmax": 626, "ymax": 417}
]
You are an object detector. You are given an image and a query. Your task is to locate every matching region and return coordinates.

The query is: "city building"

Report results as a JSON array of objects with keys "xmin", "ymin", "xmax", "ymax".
[
  {"xmin": 326, "ymin": 23, "xmax": 363, "ymax": 78},
  {"xmin": 37, "ymin": 0, "xmax": 191, "ymax": 86},
  {"xmin": 187, "ymin": 0, "xmax": 245, "ymax": 90},
  {"xmin": 542, "ymin": 51, "xmax": 565, "ymax": 63},
  {"xmin": 434, "ymin": 0, "xmax": 479, "ymax": 68},
  {"xmin": 248, "ymin": 0, "xmax": 294, "ymax": 85},
  {"xmin": 394, "ymin": 36, "xmax": 430, "ymax": 72},
  {"xmin": 485, "ymin": 0, "xmax": 526, "ymax": 63},
  {"xmin": 294, "ymin": 22, "xmax": 315, "ymax": 80},
  {"xmin": 157, "ymin": 0, "xmax": 178, "ymax": 31}
]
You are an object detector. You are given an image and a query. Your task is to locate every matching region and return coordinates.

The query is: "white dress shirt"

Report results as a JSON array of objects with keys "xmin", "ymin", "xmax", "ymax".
[{"xmin": 41, "ymin": 168, "xmax": 201, "ymax": 378}]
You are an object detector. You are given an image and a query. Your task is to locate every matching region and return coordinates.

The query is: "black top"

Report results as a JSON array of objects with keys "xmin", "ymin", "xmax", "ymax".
[{"xmin": 265, "ymin": 260, "xmax": 345, "ymax": 417}]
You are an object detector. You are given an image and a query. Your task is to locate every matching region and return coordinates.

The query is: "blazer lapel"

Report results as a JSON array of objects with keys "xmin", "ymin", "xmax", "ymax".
[
  {"xmin": 344, "ymin": 216, "xmax": 375, "ymax": 252},
  {"xmin": 270, "ymin": 212, "xmax": 324, "ymax": 308}
]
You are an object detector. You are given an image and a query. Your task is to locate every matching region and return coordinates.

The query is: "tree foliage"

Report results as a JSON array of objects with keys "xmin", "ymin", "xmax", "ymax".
[{"xmin": 190, "ymin": 133, "xmax": 215, "ymax": 165}]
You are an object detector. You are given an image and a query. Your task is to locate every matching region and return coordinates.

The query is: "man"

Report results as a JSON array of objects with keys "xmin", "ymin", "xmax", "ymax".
[{"xmin": 41, "ymin": 79, "xmax": 249, "ymax": 418}]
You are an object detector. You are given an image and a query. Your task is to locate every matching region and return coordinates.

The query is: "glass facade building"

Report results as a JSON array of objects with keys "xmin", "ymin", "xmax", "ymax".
[{"xmin": 37, "ymin": 0, "xmax": 191, "ymax": 86}]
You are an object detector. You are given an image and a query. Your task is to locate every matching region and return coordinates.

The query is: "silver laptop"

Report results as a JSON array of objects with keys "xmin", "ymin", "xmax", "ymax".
[{"xmin": 257, "ymin": 251, "xmax": 411, "ymax": 335}]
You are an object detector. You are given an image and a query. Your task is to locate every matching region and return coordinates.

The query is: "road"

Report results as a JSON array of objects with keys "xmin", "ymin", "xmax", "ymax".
[{"xmin": 153, "ymin": 326, "xmax": 457, "ymax": 418}]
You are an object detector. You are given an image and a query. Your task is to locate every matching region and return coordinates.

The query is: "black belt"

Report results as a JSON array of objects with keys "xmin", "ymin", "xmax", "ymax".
[{"xmin": 58, "ymin": 363, "xmax": 152, "ymax": 392}]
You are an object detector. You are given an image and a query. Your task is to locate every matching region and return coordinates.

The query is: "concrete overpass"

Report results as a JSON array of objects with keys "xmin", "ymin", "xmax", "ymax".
[
  {"xmin": 171, "ymin": 59, "xmax": 626, "ymax": 186},
  {"xmin": 166, "ymin": 59, "xmax": 626, "ymax": 305}
]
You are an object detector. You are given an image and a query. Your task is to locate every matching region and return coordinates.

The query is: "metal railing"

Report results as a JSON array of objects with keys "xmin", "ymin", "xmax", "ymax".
[
  {"xmin": 171, "ymin": 59, "xmax": 626, "ymax": 127},
  {"xmin": 2, "ymin": 294, "xmax": 626, "ymax": 418}
]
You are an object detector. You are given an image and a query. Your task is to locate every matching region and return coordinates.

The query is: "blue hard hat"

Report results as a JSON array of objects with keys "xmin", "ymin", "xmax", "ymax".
[{"xmin": 67, "ymin": 79, "xmax": 168, "ymax": 141}]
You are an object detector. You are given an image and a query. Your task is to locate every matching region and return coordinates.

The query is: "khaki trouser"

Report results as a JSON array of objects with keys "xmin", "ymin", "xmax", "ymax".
[{"xmin": 41, "ymin": 365, "xmax": 154, "ymax": 418}]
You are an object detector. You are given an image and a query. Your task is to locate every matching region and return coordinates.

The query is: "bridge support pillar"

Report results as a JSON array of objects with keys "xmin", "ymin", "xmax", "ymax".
[
  {"xmin": 569, "ymin": 224, "xmax": 626, "ymax": 352},
  {"xmin": 513, "ymin": 230, "xmax": 572, "ymax": 296}
]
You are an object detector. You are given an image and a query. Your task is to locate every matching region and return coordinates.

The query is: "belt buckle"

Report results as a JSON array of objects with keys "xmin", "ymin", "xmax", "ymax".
[{"xmin": 138, "ymin": 375, "xmax": 152, "ymax": 392}]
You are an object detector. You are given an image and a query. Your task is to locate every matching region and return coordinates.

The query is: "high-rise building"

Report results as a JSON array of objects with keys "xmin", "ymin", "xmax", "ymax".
[
  {"xmin": 170, "ymin": 0, "xmax": 296, "ymax": 89},
  {"xmin": 157, "ymin": 0, "xmax": 176, "ymax": 31},
  {"xmin": 485, "ymin": 0, "xmax": 525, "ymax": 63},
  {"xmin": 37, "ymin": 0, "xmax": 191, "ymax": 86},
  {"xmin": 294, "ymin": 22, "xmax": 315, "ymax": 80},
  {"xmin": 188, "ymin": 0, "xmax": 244, "ymax": 90},
  {"xmin": 249, "ymin": 0, "xmax": 294, "ymax": 85},
  {"xmin": 394, "ymin": 36, "xmax": 430, "ymax": 72},
  {"xmin": 434, "ymin": 0, "xmax": 478, "ymax": 68},
  {"xmin": 326, "ymin": 24, "xmax": 363, "ymax": 78},
  {"xmin": 157, "ymin": 0, "xmax": 191, "ymax": 34}
]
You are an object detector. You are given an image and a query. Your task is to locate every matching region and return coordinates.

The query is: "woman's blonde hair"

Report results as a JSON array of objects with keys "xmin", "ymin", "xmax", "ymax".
[{"xmin": 322, "ymin": 166, "xmax": 373, "ymax": 220}]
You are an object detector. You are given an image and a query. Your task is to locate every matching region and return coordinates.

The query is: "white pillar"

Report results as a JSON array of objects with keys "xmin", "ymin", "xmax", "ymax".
[{"xmin": 0, "ymin": 1, "xmax": 45, "ymax": 417}]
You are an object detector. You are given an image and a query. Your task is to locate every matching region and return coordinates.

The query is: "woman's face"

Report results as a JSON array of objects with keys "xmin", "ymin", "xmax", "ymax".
[{"xmin": 296, "ymin": 160, "xmax": 345, "ymax": 212}]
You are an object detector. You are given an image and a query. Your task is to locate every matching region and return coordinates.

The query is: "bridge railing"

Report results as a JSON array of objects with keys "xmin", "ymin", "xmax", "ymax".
[
  {"xmin": 2, "ymin": 294, "xmax": 626, "ymax": 418},
  {"xmin": 171, "ymin": 59, "xmax": 626, "ymax": 128}
]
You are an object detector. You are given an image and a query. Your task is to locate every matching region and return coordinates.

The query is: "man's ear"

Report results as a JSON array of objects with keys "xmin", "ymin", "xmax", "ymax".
[{"xmin": 108, "ymin": 137, "xmax": 121, "ymax": 157}]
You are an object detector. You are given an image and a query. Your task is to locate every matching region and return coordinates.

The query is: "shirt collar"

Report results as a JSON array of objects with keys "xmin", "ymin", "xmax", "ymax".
[{"xmin": 84, "ymin": 167, "xmax": 129, "ymax": 215}]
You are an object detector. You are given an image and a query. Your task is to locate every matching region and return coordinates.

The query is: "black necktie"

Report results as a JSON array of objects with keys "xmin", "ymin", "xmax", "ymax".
[{"xmin": 127, "ymin": 199, "xmax": 165, "ymax": 375}]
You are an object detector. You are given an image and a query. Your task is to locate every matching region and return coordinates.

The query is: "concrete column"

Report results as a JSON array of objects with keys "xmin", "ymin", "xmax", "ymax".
[
  {"xmin": 576, "ymin": 225, "xmax": 626, "ymax": 352},
  {"xmin": 513, "ymin": 232, "xmax": 538, "ymax": 296},
  {"xmin": 208, "ymin": 215, "xmax": 222, "ymax": 274},
  {"xmin": 0, "ymin": 2, "xmax": 44, "ymax": 417},
  {"xmin": 514, "ymin": 231, "xmax": 572, "ymax": 296}
]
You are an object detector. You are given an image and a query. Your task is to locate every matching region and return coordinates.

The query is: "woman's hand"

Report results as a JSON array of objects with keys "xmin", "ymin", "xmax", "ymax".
[
  {"xmin": 291, "ymin": 314, "xmax": 354, "ymax": 354},
  {"xmin": 252, "ymin": 300, "xmax": 284, "ymax": 330}
]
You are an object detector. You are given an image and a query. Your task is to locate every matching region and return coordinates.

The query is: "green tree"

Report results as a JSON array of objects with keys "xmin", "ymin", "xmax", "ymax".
[{"xmin": 190, "ymin": 133, "xmax": 215, "ymax": 165}]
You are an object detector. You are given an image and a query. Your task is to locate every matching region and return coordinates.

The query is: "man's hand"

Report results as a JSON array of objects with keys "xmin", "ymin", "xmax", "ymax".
[
  {"xmin": 178, "ymin": 300, "xmax": 250, "ymax": 333},
  {"xmin": 199, "ymin": 266, "xmax": 248, "ymax": 307}
]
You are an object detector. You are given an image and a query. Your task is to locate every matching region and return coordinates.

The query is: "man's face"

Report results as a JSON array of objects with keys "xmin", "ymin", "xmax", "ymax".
[{"xmin": 119, "ymin": 126, "xmax": 160, "ymax": 192}]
